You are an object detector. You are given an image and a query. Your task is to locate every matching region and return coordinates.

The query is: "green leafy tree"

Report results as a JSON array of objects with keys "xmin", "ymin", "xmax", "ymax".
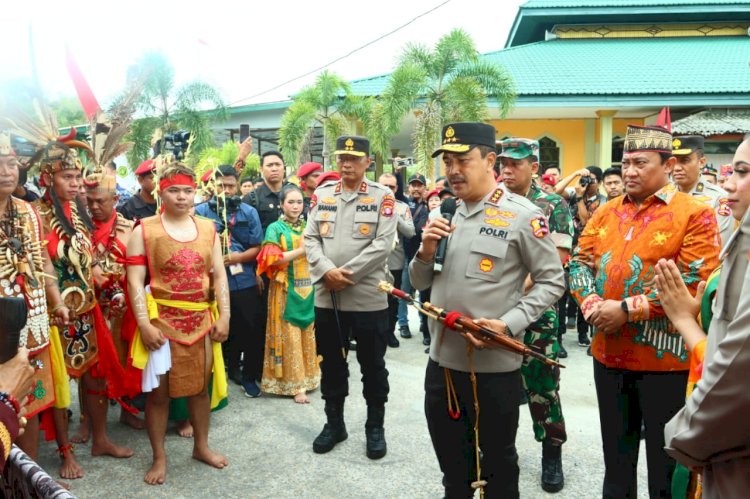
[
  {"xmin": 196, "ymin": 141, "xmax": 260, "ymax": 180},
  {"xmin": 369, "ymin": 29, "xmax": 516, "ymax": 176},
  {"xmin": 279, "ymin": 70, "xmax": 373, "ymax": 168},
  {"xmin": 124, "ymin": 51, "xmax": 228, "ymax": 169}
]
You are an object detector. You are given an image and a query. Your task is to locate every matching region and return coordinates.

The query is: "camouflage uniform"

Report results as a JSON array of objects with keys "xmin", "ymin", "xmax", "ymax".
[{"xmin": 523, "ymin": 182, "xmax": 574, "ymax": 445}]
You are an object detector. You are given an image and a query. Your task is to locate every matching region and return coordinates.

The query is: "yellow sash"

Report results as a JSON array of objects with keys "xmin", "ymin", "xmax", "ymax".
[
  {"xmin": 48, "ymin": 325, "xmax": 71, "ymax": 409},
  {"xmin": 130, "ymin": 295, "xmax": 227, "ymax": 409}
]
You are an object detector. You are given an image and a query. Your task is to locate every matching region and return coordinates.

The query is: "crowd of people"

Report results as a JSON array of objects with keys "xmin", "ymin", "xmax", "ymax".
[{"xmin": 0, "ymin": 91, "xmax": 749, "ymax": 499}]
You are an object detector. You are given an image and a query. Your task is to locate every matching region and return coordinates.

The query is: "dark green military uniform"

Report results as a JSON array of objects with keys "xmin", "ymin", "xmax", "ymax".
[{"xmin": 500, "ymin": 139, "xmax": 574, "ymax": 447}]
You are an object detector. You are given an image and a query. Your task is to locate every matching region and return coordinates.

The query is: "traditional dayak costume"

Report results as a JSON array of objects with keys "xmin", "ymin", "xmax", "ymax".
[
  {"xmin": 0, "ymin": 133, "xmax": 69, "ymax": 421},
  {"xmin": 6, "ymin": 102, "xmax": 129, "ymax": 430},
  {"xmin": 129, "ymin": 164, "xmax": 227, "ymax": 409}
]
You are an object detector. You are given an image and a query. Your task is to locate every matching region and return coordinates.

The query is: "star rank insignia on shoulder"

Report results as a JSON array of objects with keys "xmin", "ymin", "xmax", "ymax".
[{"xmin": 487, "ymin": 188, "xmax": 504, "ymax": 206}]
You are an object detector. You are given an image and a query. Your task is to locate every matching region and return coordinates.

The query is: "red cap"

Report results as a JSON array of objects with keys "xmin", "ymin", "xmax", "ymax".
[
  {"xmin": 201, "ymin": 169, "xmax": 214, "ymax": 183},
  {"xmin": 135, "ymin": 159, "xmax": 156, "ymax": 176},
  {"xmin": 315, "ymin": 170, "xmax": 341, "ymax": 188},
  {"xmin": 297, "ymin": 162, "xmax": 323, "ymax": 179},
  {"xmin": 425, "ymin": 189, "xmax": 440, "ymax": 201}
]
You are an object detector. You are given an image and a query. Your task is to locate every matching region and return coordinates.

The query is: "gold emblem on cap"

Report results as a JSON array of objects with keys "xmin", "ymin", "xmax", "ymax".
[
  {"xmin": 344, "ymin": 137, "xmax": 354, "ymax": 151},
  {"xmin": 445, "ymin": 126, "xmax": 455, "ymax": 138},
  {"xmin": 673, "ymin": 139, "xmax": 681, "ymax": 148}
]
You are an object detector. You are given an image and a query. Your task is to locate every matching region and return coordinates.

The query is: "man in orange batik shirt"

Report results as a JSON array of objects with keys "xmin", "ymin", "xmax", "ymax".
[{"xmin": 569, "ymin": 124, "xmax": 720, "ymax": 499}]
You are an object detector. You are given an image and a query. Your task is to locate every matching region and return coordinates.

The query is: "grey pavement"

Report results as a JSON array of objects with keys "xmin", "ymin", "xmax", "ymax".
[{"xmin": 35, "ymin": 314, "xmax": 649, "ymax": 498}]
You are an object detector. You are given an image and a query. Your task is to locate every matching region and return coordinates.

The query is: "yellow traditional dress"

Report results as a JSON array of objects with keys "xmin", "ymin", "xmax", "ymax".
[{"xmin": 257, "ymin": 218, "xmax": 320, "ymax": 396}]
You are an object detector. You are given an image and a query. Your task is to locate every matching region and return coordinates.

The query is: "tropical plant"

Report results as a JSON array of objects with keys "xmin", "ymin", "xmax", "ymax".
[
  {"xmin": 368, "ymin": 29, "xmax": 516, "ymax": 176},
  {"xmin": 123, "ymin": 51, "xmax": 228, "ymax": 169},
  {"xmin": 279, "ymin": 70, "xmax": 373, "ymax": 168},
  {"xmin": 196, "ymin": 141, "xmax": 260, "ymax": 180}
]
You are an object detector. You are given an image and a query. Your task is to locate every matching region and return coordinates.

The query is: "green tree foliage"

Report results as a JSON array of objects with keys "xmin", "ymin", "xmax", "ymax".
[
  {"xmin": 368, "ymin": 29, "xmax": 516, "ymax": 176},
  {"xmin": 123, "ymin": 51, "xmax": 229, "ymax": 169},
  {"xmin": 196, "ymin": 141, "xmax": 260, "ymax": 180},
  {"xmin": 279, "ymin": 70, "xmax": 373, "ymax": 168}
]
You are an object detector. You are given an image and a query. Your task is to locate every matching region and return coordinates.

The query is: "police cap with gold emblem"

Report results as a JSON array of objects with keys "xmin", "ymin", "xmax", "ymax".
[
  {"xmin": 334, "ymin": 135, "xmax": 369, "ymax": 157},
  {"xmin": 498, "ymin": 138, "xmax": 540, "ymax": 160},
  {"xmin": 431, "ymin": 122, "xmax": 497, "ymax": 158},
  {"xmin": 672, "ymin": 135, "xmax": 704, "ymax": 156}
]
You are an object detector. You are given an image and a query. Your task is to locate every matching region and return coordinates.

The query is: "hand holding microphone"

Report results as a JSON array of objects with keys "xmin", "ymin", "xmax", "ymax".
[{"xmin": 417, "ymin": 198, "xmax": 457, "ymax": 271}]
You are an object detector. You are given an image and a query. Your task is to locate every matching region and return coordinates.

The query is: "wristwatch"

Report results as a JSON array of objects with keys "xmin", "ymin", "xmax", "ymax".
[{"xmin": 620, "ymin": 300, "xmax": 628, "ymax": 315}]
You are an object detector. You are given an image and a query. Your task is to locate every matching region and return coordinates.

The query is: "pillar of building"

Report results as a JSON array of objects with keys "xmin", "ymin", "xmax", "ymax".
[{"xmin": 596, "ymin": 110, "xmax": 617, "ymax": 169}]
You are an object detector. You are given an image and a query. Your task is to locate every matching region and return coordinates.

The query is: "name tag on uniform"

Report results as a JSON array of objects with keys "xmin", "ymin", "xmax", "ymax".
[
  {"xmin": 479, "ymin": 226, "xmax": 509, "ymax": 239},
  {"xmin": 229, "ymin": 263, "xmax": 244, "ymax": 275},
  {"xmin": 356, "ymin": 205, "xmax": 377, "ymax": 212}
]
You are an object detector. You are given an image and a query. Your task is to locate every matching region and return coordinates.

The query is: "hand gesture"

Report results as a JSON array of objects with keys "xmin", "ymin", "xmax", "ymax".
[
  {"xmin": 655, "ymin": 258, "xmax": 706, "ymax": 326},
  {"xmin": 323, "ymin": 268, "xmax": 354, "ymax": 291},
  {"xmin": 419, "ymin": 217, "xmax": 455, "ymax": 260},
  {"xmin": 141, "ymin": 323, "xmax": 167, "ymax": 351},
  {"xmin": 210, "ymin": 317, "xmax": 229, "ymax": 343},
  {"xmin": 53, "ymin": 305, "xmax": 71, "ymax": 328},
  {"xmin": 467, "ymin": 318, "xmax": 508, "ymax": 350},
  {"xmin": 238, "ymin": 136, "xmax": 253, "ymax": 160},
  {"xmin": 0, "ymin": 348, "xmax": 35, "ymax": 407},
  {"xmin": 590, "ymin": 299, "xmax": 628, "ymax": 335}
]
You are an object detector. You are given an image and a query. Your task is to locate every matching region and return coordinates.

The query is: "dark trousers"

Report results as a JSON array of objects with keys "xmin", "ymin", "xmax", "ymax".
[
  {"xmin": 225, "ymin": 287, "xmax": 263, "ymax": 381},
  {"xmin": 425, "ymin": 359, "xmax": 521, "ymax": 499},
  {"xmin": 593, "ymin": 360, "xmax": 688, "ymax": 499},
  {"xmin": 387, "ymin": 269, "xmax": 403, "ymax": 335},
  {"xmin": 557, "ymin": 269, "xmax": 571, "ymax": 337},
  {"xmin": 419, "ymin": 288, "xmax": 431, "ymax": 338},
  {"xmin": 315, "ymin": 307, "xmax": 389, "ymax": 406}
]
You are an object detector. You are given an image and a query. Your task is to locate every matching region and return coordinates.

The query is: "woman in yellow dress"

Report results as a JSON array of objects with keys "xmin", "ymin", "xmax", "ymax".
[{"xmin": 257, "ymin": 185, "xmax": 320, "ymax": 403}]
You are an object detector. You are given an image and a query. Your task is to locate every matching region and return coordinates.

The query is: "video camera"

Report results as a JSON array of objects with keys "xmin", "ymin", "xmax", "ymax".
[
  {"xmin": 155, "ymin": 131, "xmax": 191, "ymax": 160},
  {"xmin": 208, "ymin": 195, "xmax": 243, "ymax": 216}
]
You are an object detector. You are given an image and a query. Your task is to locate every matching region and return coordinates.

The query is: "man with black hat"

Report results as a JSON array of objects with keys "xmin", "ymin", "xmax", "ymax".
[
  {"xmin": 392, "ymin": 166, "xmax": 430, "ymax": 343},
  {"xmin": 569, "ymin": 124, "xmax": 720, "ymax": 498},
  {"xmin": 304, "ymin": 135, "xmax": 397, "ymax": 459},
  {"xmin": 672, "ymin": 135, "xmax": 734, "ymax": 246},
  {"xmin": 411, "ymin": 122, "xmax": 564, "ymax": 498},
  {"xmin": 498, "ymin": 137, "xmax": 575, "ymax": 493},
  {"xmin": 119, "ymin": 159, "xmax": 157, "ymax": 222}
]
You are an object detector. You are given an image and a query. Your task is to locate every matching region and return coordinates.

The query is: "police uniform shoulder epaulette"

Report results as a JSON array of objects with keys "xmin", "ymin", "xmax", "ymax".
[
  {"xmin": 504, "ymin": 191, "xmax": 540, "ymax": 213},
  {"xmin": 703, "ymin": 182, "xmax": 727, "ymax": 195},
  {"xmin": 315, "ymin": 180, "xmax": 339, "ymax": 192}
]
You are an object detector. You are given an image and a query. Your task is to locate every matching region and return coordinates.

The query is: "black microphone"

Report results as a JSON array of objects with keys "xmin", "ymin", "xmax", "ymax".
[{"xmin": 433, "ymin": 197, "xmax": 457, "ymax": 273}]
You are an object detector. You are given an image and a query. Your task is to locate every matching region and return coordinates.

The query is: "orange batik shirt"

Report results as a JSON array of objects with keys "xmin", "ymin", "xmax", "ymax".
[{"xmin": 569, "ymin": 184, "xmax": 720, "ymax": 371}]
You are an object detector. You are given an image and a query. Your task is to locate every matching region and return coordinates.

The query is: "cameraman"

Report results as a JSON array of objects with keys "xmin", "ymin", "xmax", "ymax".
[{"xmin": 195, "ymin": 165, "xmax": 265, "ymax": 397}]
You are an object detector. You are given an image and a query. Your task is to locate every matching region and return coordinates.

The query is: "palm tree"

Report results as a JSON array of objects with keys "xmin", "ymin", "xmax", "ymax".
[
  {"xmin": 369, "ymin": 29, "xmax": 516, "ymax": 177},
  {"xmin": 124, "ymin": 51, "xmax": 228, "ymax": 168},
  {"xmin": 279, "ymin": 70, "xmax": 372, "ymax": 168}
]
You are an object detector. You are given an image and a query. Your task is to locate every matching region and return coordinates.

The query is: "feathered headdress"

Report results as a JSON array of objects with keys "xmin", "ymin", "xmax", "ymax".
[
  {"xmin": 2, "ymin": 99, "xmax": 91, "ymax": 178},
  {"xmin": 82, "ymin": 83, "xmax": 142, "ymax": 193}
]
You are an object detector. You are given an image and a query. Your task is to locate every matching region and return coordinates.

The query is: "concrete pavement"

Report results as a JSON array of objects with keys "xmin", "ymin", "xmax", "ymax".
[{"xmin": 34, "ymin": 320, "xmax": 650, "ymax": 498}]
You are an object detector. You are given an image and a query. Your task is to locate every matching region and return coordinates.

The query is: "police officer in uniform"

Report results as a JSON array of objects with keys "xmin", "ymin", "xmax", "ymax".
[
  {"xmin": 672, "ymin": 135, "xmax": 734, "ymax": 246},
  {"xmin": 304, "ymin": 135, "xmax": 397, "ymax": 459},
  {"xmin": 410, "ymin": 123, "xmax": 565, "ymax": 498}
]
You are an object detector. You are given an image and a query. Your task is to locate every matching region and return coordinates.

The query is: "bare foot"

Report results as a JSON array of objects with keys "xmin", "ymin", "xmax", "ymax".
[
  {"xmin": 59, "ymin": 455, "xmax": 84, "ymax": 480},
  {"xmin": 192, "ymin": 447, "xmax": 228, "ymax": 469},
  {"xmin": 294, "ymin": 392, "xmax": 309, "ymax": 404},
  {"xmin": 176, "ymin": 420, "xmax": 193, "ymax": 438},
  {"xmin": 91, "ymin": 439, "xmax": 134, "ymax": 458},
  {"xmin": 144, "ymin": 456, "xmax": 167, "ymax": 485},
  {"xmin": 119, "ymin": 411, "xmax": 145, "ymax": 430},
  {"xmin": 71, "ymin": 423, "xmax": 90, "ymax": 444}
]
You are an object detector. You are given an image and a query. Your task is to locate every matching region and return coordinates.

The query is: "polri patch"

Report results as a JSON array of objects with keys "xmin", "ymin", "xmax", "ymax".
[
  {"xmin": 530, "ymin": 217, "xmax": 549, "ymax": 239},
  {"xmin": 309, "ymin": 194, "xmax": 317, "ymax": 210},
  {"xmin": 479, "ymin": 226, "xmax": 509, "ymax": 239},
  {"xmin": 381, "ymin": 195, "xmax": 395, "ymax": 217}
]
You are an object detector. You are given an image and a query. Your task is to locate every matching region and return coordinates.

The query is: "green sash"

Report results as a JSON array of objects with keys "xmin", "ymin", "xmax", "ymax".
[{"xmin": 268, "ymin": 220, "xmax": 315, "ymax": 328}]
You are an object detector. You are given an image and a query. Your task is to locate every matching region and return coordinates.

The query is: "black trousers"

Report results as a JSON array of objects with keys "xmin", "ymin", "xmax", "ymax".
[
  {"xmin": 557, "ymin": 269, "xmax": 570, "ymax": 337},
  {"xmin": 387, "ymin": 269, "xmax": 403, "ymax": 336},
  {"xmin": 593, "ymin": 360, "xmax": 688, "ymax": 499},
  {"xmin": 425, "ymin": 359, "xmax": 521, "ymax": 499},
  {"xmin": 315, "ymin": 307, "xmax": 389, "ymax": 406},
  {"xmin": 419, "ymin": 288, "xmax": 431, "ymax": 338},
  {"xmin": 225, "ymin": 286, "xmax": 263, "ymax": 381}
]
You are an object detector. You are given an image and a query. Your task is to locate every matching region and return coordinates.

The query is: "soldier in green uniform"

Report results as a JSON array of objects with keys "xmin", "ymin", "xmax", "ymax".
[
  {"xmin": 304, "ymin": 136, "xmax": 398, "ymax": 459},
  {"xmin": 498, "ymin": 137, "xmax": 575, "ymax": 493},
  {"xmin": 412, "ymin": 123, "xmax": 564, "ymax": 498}
]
